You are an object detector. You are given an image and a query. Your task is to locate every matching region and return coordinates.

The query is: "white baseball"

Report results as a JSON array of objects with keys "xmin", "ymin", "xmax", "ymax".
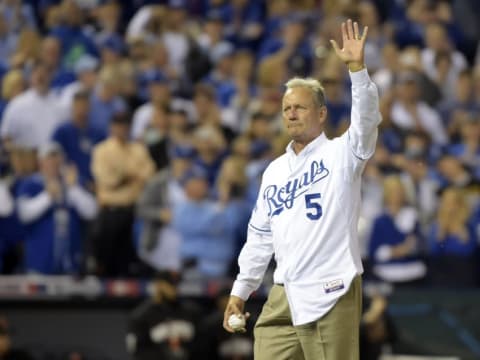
[{"xmin": 228, "ymin": 314, "xmax": 246, "ymax": 330}]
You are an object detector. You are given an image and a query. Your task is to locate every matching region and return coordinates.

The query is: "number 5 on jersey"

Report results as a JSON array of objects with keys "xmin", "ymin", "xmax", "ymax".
[{"xmin": 305, "ymin": 193, "xmax": 322, "ymax": 220}]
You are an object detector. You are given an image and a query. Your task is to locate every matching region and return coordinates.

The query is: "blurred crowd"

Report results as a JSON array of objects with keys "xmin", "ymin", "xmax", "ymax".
[{"xmin": 0, "ymin": 0, "xmax": 480, "ymax": 290}]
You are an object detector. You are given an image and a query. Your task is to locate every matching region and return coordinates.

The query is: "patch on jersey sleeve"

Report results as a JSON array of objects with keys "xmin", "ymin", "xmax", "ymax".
[{"xmin": 323, "ymin": 279, "xmax": 344, "ymax": 294}]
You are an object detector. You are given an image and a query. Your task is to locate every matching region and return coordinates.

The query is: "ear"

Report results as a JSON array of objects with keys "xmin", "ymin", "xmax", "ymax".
[{"xmin": 318, "ymin": 105, "xmax": 328, "ymax": 125}]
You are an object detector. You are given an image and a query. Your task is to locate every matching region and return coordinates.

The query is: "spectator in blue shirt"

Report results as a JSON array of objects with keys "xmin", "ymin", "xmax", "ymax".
[
  {"xmin": 16, "ymin": 142, "xmax": 97, "ymax": 274},
  {"xmin": 0, "ymin": 13, "xmax": 17, "ymax": 69},
  {"xmin": 216, "ymin": 0, "xmax": 265, "ymax": 50},
  {"xmin": 39, "ymin": 36, "xmax": 76, "ymax": 90},
  {"xmin": 368, "ymin": 175, "xmax": 427, "ymax": 285},
  {"xmin": 447, "ymin": 114, "xmax": 480, "ymax": 179},
  {"xmin": 50, "ymin": 0, "xmax": 98, "ymax": 70},
  {"xmin": 320, "ymin": 72, "xmax": 350, "ymax": 137},
  {"xmin": 89, "ymin": 66, "xmax": 127, "ymax": 134},
  {"xmin": 52, "ymin": 90, "xmax": 106, "ymax": 190},
  {"xmin": 258, "ymin": 14, "xmax": 313, "ymax": 77},
  {"xmin": 173, "ymin": 166, "xmax": 238, "ymax": 278},
  {"xmin": 427, "ymin": 187, "xmax": 478, "ymax": 286},
  {"xmin": 203, "ymin": 42, "xmax": 237, "ymax": 108}
]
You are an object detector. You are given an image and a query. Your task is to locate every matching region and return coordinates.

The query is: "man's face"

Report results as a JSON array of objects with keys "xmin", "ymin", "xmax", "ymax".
[
  {"xmin": 41, "ymin": 153, "xmax": 63, "ymax": 178},
  {"xmin": 31, "ymin": 65, "xmax": 51, "ymax": 91},
  {"xmin": 72, "ymin": 98, "xmax": 90, "ymax": 124},
  {"xmin": 282, "ymin": 87, "xmax": 325, "ymax": 143},
  {"xmin": 110, "ymin": 122, "xmax": 130, "ymax": 142}
]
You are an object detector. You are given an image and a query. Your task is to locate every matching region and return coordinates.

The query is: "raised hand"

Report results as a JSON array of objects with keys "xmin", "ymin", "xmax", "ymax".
[{"xmin": 330, "ymin": 19, "xmax": 368, "ymax": 72}]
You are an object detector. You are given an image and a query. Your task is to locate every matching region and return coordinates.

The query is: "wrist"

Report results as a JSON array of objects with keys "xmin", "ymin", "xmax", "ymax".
[{"xmin": 348, "ymin": 61, "xmax": 365, "ymax": 72}]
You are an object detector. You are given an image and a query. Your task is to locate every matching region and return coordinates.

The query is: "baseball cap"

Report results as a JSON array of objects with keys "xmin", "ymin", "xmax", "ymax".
[
  {"xmin": 179, "ymin": 166, "xmax": 208, "ymax": 186},
  {"xmin": 100, "ymin": 35, "xmax": 125, "ymax": 55},
  {"xmin": 73, "ymin": 55, "xmax": 99, "ymax": 75},
  {"xmin": 171, "ymin": 145, "xmax": 196, "ymax": 159}
]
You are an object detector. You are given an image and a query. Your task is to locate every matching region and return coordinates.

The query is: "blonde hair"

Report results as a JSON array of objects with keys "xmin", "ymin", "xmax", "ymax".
[
  {"xmin": 2, "ymin": 70, "xmax": 24, "ymax": 99},
  {"xmin": 285, "ymin": 77, "xmax": 326, "ymax": 107},
  {"xmin": 437, "ymin": 187, "xmax": 471, "ymax": 242}
]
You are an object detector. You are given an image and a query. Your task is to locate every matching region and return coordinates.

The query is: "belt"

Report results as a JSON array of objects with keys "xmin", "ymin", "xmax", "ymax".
[{"xmin": 274, "ymin": 283, "xmax": 284, "ymax": 287}]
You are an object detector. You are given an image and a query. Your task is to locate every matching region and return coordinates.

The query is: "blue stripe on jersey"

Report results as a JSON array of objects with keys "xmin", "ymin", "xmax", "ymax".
[{"xmin": 249, "ymin": 223, "xmax": 271, "ymax": 233}]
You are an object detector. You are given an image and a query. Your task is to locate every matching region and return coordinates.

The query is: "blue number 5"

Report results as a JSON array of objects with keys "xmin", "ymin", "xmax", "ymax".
[{"xmin": 305, "ymin": 193, "xmax": 322, "ymax": 220}]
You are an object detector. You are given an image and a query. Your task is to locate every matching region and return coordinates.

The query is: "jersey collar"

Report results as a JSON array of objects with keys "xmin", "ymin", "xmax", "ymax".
[{"xmin": 286, "ymin": 132, "xmax": 328, "ymax": 158}]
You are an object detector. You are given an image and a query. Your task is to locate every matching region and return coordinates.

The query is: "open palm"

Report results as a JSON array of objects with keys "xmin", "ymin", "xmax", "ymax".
[{"xmin": 330, "ymin": 19, "xmax": 368, "ymax": 69}]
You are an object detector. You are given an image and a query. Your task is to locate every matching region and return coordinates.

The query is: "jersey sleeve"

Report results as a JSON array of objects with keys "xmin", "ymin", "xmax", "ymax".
[
  {"xmin": 345, "ymin": 68, "xmax": 382, "ymax": 161},
  {"xmin": 231, "ymin": 174, "xmax": 274, "ymax": 300}
]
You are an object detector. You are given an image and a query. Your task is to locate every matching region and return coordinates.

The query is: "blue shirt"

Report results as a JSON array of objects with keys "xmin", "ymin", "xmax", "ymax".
[
  {"xmin": 51, "ymin": 121, "xmax": 106, "ymax": 184},
  {"xmin": 17, "ymin": 174, "xmax": 85, "ymax": 274},
  {"xmin": 89, "ymin": 93, "xmax": 126, "ymax": 134},
  {"xmin": 428, "ymin": 222, "xmax": 477, "ymax": 257},
  {"xmin": 50, "ymin": 25, "xmax": 98, "ymax": 70},
  {"xmin": 369, "ymin": 212, "xmax": 421, "ymax": 265},
  {"xmin": 173, "ymin": 199, "xmax": 241, "ymax": 277}
]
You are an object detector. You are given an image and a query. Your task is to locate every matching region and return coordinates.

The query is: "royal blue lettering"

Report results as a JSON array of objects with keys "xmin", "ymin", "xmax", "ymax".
[{"xmin": 264, "ymin": 159, "xmax": 330, "ymax": 217}]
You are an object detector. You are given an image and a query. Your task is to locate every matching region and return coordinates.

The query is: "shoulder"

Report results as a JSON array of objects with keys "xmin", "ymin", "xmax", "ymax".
[
  {"xmin": 5, "ymin": 91, "xmax": 30, "ymax": 109},
  {"xmin": 133, "ymin": 103, "xmax": 152, "ymax": 117},
  {"xmin": 93, "ymin": 138, "xmax": 112, "ymax": 153},
  {"xmin": 262, "ymin": 154, "xmax": 287, "ymax": 179}
]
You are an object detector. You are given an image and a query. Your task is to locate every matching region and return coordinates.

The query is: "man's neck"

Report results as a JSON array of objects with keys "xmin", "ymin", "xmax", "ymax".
[{"xmin": 292, "ymin": 133, "xmax": 322, "ymax": 154}]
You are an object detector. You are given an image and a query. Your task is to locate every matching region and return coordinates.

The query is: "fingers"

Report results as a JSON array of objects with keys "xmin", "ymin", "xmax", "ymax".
[
  {"xmin": 343, "ymin": 19, "xmax": 368, "ymax": 42},
  {"xmin": 353, "ymin": 21, "xmax": 360, "ymax": 40},
  {"xmin": 341, "ymin": 21, "xmax": 348, "ymax": 43},
  {"xmin": 330, "ymin": 39, "xmax": 341, "ymax": 54},
  {"xmin": 346, "ymin": 19, "xmax": 354, "ymax": 40},
  {"xmin": 361, "ymin": 25, "xmax": 369, "ymax": 43},
  {"xmin": 223, "ymin": 303, "xmax": 241, "ymax": 333},
  {"xmin": 223, "ymin": 305, "xmax": 250, "ymax": 333}
]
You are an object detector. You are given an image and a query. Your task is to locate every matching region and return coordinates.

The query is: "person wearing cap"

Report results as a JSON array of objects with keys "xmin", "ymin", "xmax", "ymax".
[
  {"xmin": 126, "ymin": 270, "xmax": 200, "ymax": 360},
  {"xmin": 91, "ymin": 112, "xmax": 155, "ymax": 276},
  {"xmin": 132, "ymin": 70, "xmax": 171, "ymax": 140},
  {"xmin": 99, "ymin": 35, "xmax": 125, "ymax": 65},
  {"xmin": 203, "ymin": 42, "xmax": 237, "ymax": 108},
  {"xmin": 16, "ymin": 141, "xmax": 97, "ymax": 274},
  {"xmin": 171, "ymin": 163, "xmax": 240, "ymax": 278},
  {"xmin": 1, "ymin": 61, "xmax": 66, "ymax": 150},
  {"xmin": 58, "ymin": 54, "xmax": 99, "ymax": 112},
  {"xmin": 52, "ymin": 90, "xmax": 106, "ymax": 190},
  {"xmin": 49, "ymin": 0, "xmax": 98, "ymax": 70}
]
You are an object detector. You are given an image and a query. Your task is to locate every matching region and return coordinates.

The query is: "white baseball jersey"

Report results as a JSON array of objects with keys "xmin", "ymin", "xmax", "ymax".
[{"xmin": 231, "ymin": 69, "xmax": 381, "ymax": 326}]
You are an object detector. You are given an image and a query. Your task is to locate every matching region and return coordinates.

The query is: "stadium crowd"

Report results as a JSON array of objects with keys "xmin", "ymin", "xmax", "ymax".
[
  {"xmin": 0, "ymin": 0, "xmax": 480, "ymax": 358},
  {"xmin": 1, "ymin": 0, "xmax": 480, "ymax": 285}
]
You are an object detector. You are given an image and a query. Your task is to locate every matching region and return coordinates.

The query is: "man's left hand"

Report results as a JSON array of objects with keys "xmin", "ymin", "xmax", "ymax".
[{"xmin": 330, "ymin": 19, "xmax": 368, "ymax": 72}]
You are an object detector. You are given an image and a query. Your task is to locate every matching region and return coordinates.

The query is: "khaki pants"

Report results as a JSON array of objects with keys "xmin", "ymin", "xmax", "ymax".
[{"xmin": 254, "ymin": 276, "xmax": 362, "ymax": 360}]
